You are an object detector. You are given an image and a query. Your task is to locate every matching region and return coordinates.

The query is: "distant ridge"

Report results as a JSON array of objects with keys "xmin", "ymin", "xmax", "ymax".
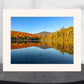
[
  {"xmin": 36, "ymin": 31, "xmax": 51, "ymax": 36},
  {"xmin": 37, "ymin": 45, "xmax": 51, "ymax": 49}
]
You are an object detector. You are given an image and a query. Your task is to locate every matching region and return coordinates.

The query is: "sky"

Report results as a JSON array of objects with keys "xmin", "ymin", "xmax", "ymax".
[{"xmin": 11, "ymin": 17, "xmax": 73, "ymax": 34}]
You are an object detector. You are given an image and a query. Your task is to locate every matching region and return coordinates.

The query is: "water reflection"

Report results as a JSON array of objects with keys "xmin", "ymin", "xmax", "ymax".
[
  {"xmin": 11, "ymin": 41, "xmax": 73, "ymax": 64},
  {"xmin": 11, "ymin": 41, "xmax": 73, "ymax": 55}
]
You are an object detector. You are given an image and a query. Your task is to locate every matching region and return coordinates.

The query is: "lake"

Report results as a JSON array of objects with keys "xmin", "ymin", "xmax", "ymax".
[{"xmin": 11, "ymin": 41, "xmax": 73, "ymax": 64}]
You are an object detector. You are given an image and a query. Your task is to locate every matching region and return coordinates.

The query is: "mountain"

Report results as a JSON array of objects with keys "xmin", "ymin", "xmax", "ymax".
[
  {"xmin": 37, "ymin": 45, "xmax": 51, "ymax": 49},
  {"xmin": 36, "ymin": 31, "xmax": 51, "ymax": 36}
]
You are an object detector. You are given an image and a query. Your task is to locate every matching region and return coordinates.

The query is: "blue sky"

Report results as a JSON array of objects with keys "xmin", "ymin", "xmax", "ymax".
[{"xmin": 11, "ymin": 17, "xmax": 73, "ymax": 34}]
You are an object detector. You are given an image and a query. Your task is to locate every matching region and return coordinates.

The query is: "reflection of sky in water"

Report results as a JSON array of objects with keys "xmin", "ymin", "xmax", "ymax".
[{"xmin": 11, "ymin": 46, "xmax": 73, "ymax": 64}]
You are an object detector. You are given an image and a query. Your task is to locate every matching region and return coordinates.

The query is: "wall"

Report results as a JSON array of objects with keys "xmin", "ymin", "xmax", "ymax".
[
  {"xmin": 0, "ymin": 0, "xmax": 2, "ymax": 63},
  {"xmin": 0, "ymin": 0, "xmax": 84, "ymax": 63}
]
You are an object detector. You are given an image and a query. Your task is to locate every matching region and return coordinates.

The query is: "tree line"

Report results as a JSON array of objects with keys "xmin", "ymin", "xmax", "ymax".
[
  {"xmin": 11, "ymin": 26, "xmax": 73, "ymax": 41},
  {"xmin": 41, "ymin": 26, "xmax": 73, "ymax": 41}
]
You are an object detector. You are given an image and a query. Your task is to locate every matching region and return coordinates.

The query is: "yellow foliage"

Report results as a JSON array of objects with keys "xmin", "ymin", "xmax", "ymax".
[{"xmin": 41, "ymin": 26, "xmax": 73, "ymax": 41}]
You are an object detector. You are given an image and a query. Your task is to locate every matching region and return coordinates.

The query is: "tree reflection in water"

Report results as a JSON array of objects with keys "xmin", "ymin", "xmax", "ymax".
[{"xmin": 11, "ymin": 41, "xmax": 73, "ymax": 55}]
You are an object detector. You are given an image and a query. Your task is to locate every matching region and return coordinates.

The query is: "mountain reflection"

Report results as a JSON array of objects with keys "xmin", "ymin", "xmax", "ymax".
[{"xmin": 11, "ymin": 41, "xmax": 73, "ymax": 55}]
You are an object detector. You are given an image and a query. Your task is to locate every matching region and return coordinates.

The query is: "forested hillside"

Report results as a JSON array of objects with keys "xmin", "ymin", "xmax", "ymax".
[
  {"xmin": 41, "ymin": 26, "xmax": 73, "ymax": 41},
  {"xmin": 11, "ymin": 31, "xmax": 42, "ymax": 41},
  {"xmin": 11, "ymin": 26, "xmax": 73, "ymax": 41}
]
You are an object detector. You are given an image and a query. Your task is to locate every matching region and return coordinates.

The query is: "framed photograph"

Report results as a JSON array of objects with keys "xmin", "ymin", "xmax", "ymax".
[{"xmin": 3, "ymin": 9, "xmax": 81, "ymax": 71}]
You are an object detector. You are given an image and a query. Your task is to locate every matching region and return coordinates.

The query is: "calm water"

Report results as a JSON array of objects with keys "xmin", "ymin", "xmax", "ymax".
[{"xmin": 11, "ymin": 41, "xmax": 73, "ymax": 64}]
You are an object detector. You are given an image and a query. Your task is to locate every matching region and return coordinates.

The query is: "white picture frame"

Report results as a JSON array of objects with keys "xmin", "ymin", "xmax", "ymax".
[{"xmin": 3, "ymin": 9, "xmax": 81, "ymax": 71}]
